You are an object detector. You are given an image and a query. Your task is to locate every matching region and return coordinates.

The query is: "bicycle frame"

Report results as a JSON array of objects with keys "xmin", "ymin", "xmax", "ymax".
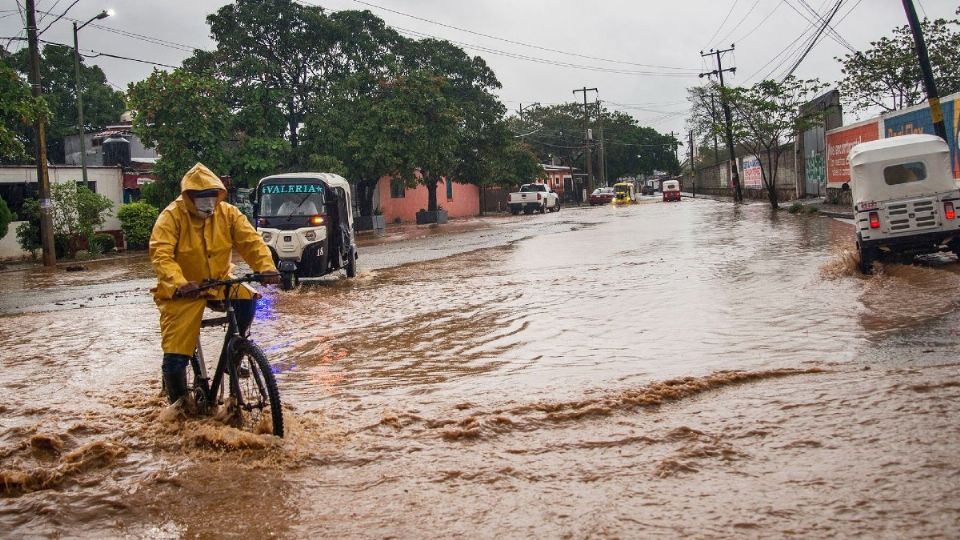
[{"xmin": 190, "ymin": 282, "xmax": 249, "ymax": 412}]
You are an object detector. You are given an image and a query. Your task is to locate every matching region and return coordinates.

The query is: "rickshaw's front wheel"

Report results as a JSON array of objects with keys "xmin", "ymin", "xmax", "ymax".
[
  {"xmin": 346, "ymin": 248, "xmax": 357, "ymax": 278},
  {"xmin": 858, "ymin": 245, "xmax": 877, "ymax": 275},
  {"xmin": 280, "ymin": 271, "xmax": 298, "ymax": 290}
]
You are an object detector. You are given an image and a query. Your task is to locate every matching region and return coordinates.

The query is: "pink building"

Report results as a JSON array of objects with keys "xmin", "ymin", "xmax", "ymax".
[{"xmin": 376, "ymin": 176, "xmax": 480, "ymax": 224}]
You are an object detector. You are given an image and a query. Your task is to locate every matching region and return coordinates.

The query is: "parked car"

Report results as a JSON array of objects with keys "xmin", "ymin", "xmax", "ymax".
[
  {"xmin": 851, "ymin": 134, "xmax": 960, "ymax": 274},
  {"xmin": 640, "ymin": 184, "xmax": 655, "ymax": 196},
  {"xmin": 509, "ymin": 183, "xmax": 561, "ymax": 214},
  {"xmin": 589, "ymin": 187, "xmax": 615, "ymax": 206}
]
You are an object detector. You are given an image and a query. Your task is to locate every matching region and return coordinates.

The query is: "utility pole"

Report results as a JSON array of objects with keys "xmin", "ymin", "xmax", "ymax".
[
  {"xmin": 901, "ymin": 0, "xmax": 947, "ymax": 140},
  {"xmin": 573, "ymin": 87, "xmax": 598, "ymax": 196},
  {"xmin": 689, "ymin": 130, "xmax": 696, "ymax": 198},
  {"xmin": 670, "ymin": 131, "xmax": 680, "ymax": 163},
  {"xmin": 516, "ymin": 102, "xmax": 539, "ymax": 142},
  {"xmin": 597, "ymin": 99, "xmax": 607, "ymax": 187},
  {"xmin": 26, "ymin": 0, "xmax": 56, "ymax": 266},
  {"xmin": 709, "ymin": 92, "xmax": 720, "ymax": 164},
  {"xmin": 700, "ymin": 46, "xmax": 743, "ymax": 203}
]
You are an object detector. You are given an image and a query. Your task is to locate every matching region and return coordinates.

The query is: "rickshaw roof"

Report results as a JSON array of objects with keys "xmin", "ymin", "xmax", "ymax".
[
  {"xmin": 258, "ymin": 172, "xmax": 351, "ymax": 192},
  {"xmin": 848, "ymin": 134, "xmax": 948, "ymax": 169},
  {"xmin": 614, "ymin": 182, "xmax": 633, "ymax": 187},
  {"xmin": 662, "ymin": 180, "xmax": 680, "ymax": 190},
  {"xmin": 849, "ymin": 134, "xmax": 954, "ymax": 204}
]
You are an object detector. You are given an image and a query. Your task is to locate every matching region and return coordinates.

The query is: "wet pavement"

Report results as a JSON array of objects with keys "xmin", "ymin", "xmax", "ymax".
[{"xmin": 2, "ymin": 198, "xmax": 960, "ymax": 538}]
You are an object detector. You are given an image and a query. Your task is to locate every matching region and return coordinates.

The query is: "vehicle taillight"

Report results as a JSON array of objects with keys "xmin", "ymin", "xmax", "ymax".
[
  {"xmin": 869, "ymin": 211, "xmax": 880, "ymax": 229},
  {"xmin": 537, "ymin": 193, "xmax": 542, "ymax": 201},
  {"xmin": 945, "ymin": 202, "xmax": 956, "ymax": 220}
]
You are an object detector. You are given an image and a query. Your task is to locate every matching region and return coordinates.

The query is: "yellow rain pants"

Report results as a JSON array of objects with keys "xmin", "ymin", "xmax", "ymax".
[{"xmin": 149, "ymin": 163, "xmax": 277, "ymax": 356}]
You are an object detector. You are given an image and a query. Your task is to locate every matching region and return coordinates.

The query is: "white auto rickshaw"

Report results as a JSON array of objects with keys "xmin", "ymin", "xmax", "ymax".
[
  {"xmin": 662, "ymin": 180, "xmax": 681, "ymax": 202},
  {"xmin": 850, "ymin": 134, "xmax": 960, "ymax": 274},
  {"xmin": 254, "ymin": 173, "xmax": 357, "ymax": 289}
]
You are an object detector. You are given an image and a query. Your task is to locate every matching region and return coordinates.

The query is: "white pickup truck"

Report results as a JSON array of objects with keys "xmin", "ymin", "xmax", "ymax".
[{"xmin": 508, "ymin": 183, "xmax": 561, "ymax": 214}]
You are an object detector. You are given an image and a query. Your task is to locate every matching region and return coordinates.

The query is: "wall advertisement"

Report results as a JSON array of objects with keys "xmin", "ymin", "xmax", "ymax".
[
  {"xmin": 882, "ymin": 96, "xmax": 959, "ymax": 180},
  {"xmin": 741, "ymin": 155, "xmax": 763, "ymax": 189},
  {"xmin": 826, "ymin": 121, "xmax": 881, "ymax": 186}
]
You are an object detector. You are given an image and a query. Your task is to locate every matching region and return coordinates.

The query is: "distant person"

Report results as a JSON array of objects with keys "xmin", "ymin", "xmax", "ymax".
[{"xmin": 149, "ymin": 163, "xmax": 280, "ymax": 404}]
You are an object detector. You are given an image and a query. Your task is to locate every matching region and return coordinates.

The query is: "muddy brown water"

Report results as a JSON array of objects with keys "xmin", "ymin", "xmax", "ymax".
[{"xmin": 2, "ymin": 200, "xmax": 960, "ymax": 538}]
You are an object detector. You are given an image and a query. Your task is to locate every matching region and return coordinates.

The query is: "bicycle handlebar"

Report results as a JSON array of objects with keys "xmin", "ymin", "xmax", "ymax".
[{"xmin": 173, "ymin": 273, "xmax": 270, "ymax": 298}]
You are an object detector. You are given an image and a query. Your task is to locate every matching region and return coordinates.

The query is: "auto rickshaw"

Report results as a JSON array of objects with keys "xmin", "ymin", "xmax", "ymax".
[
  {"xmin": 662, "ymin": 180, "xmax": 681, "ymax": 202},
  {"xmin": 611, "ymin": 182, "xmax": 637, "ymax": 205},
  {"xmin": 254, "ymin": 172, "xmax": 357, "ymax": 290}
]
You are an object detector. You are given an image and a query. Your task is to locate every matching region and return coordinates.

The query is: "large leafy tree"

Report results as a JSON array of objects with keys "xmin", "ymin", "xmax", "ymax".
[
  {"xmin": 8, "ymin": 44, "xmax": 124, "ymax": 163},
  {"xmin": 836, "ymin": 11, "xmax": 960, "ymax": 113},
  {"xmin": 0, "ymin": 60, "xmax": 48, "ymax": 164},
  {"xmin": 127, "ymin": 69, "xmax": 232, "ymax": 207},
  {"xmin": 724, "ymin": 77, "xmax": 827, "ymax": 209},
  {"xmin": 190, "ymin": 1, "xmax": 405, "ymax": 158}
]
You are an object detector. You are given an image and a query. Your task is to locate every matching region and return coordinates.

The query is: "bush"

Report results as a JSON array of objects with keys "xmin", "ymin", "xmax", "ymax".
[
  {"xmin": 0, "ymin": 196, "xmax": 14, "ymax": 241},
  {"xmin": 15, "ymin": 199, "xmax": 41, "ymax": 254},
  {"xmin": 91, "ymin": 233, "xmax": 116, "ymax": 254},
  {"xmin": 787, "ymin": 202, "xmax": 804, "ymax": 214},
  {"xmin": 117, "ymin": 201, "xmax": 159, "ymax": 250}
]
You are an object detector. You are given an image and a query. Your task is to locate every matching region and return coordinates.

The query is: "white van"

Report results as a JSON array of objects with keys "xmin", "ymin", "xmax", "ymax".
[{"xmin": 850, "ymin": 134, "xmax": 960, "ymax": 273}]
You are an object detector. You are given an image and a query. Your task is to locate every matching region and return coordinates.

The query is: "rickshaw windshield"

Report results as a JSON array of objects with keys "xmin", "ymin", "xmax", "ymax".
[
  {"xmin": 615, "ymin": 185, "xmax": 630, "ymax": 196},
  {"xmin": 258, "ymin": 182, "xmax": 326, "ymax": 217}
]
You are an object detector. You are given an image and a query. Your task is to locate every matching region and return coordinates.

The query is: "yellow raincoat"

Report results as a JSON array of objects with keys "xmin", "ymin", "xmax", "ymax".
[{"xmin": 150, "ymin": 163, "xmax": 277, "ymax": 355}]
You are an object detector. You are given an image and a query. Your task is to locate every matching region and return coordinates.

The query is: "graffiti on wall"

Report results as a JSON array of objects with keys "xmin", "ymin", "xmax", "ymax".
[{"xmin": 805, "ymin": 153, "xmax": 824, "ymax": 187}]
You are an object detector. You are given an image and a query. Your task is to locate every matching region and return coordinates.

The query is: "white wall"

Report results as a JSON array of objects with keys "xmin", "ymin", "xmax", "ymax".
[
  {"xmin": 0, "ymin": 165, "xmax": 123, "ymax": 231},
  {"xmin": 0, "ymin": 221, "xmax": 30, "ymax": 260}
]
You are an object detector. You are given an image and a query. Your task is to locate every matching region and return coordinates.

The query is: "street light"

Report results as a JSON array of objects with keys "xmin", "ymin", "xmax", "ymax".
[{"xmin": 73, "ymin": 9, "xmax": 112, "ymax": 186}]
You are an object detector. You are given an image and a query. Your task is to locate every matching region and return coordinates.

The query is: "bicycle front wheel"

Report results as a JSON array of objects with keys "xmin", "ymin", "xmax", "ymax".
[{"xmin": 226, "ymin": 340, "xmax": 284, "ymax": 437}]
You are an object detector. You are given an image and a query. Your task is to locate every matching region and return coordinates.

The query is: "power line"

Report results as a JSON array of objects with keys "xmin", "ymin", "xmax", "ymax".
[
  {"xmin": 394, "ymin": 26, "xmax": 698, "ymax": 77},
  {"xmin": 339, "ymin": 0, "xmax": 700, "ymax": 72},
  {"xmin": 779, "ymin": 0, "xmax": 845, "ymax": 81},
  {"xmin": 703, "ymin": 0, "xmax": 741, "ymax": 49},
  {"xmin": 787, "ymin": 0, "xmax": 855, "ymax": 52},
  {"xmin": 37, "ymin": 0, "xmax": 78, "ymax": 35},
  {"xmin": 730, "ymin": 1, "xmax": 785, "ymax": 44},
  {"xmin": 4, "ymin": 36, "xmax": 182, "ymax": 68},
  {"xmin": 716, "ymin": 0, "xmax": 761, "ymax": 47},
  {"xmin": 34, "ymin": 9, "xmax": 200, "ymax": 51}
]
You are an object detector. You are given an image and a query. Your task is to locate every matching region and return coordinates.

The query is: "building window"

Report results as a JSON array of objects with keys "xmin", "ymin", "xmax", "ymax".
[
  {"xmin": 390, "ymin": 179, "xmax": 406, "ymax": 198},
  {"xmin": 446, "ymin": 178, "xmax": 453, "ymax": 201}
]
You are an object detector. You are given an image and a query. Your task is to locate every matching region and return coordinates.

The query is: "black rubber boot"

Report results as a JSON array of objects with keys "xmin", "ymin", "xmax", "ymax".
[{"xmin": 161, "ymin": 354, "xmax": 191, "ymax": 404}]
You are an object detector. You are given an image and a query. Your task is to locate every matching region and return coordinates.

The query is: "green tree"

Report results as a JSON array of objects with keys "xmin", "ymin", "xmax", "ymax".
[
  {"xmin": 15, "ymin": 198, "xmax": 41, "ymax": 254},
  {"xmin": 724, "ymin": 77, "xmax": 827, "ymax": 209},
  {"xmin": 128, "ymin": 69, "xmax": 232, "ymax": 207},
  {"xmin": 117, "ymin": 201, "xmax": 159, "ymax": 249},
  {"xmin": 0, "ymin": 195, "xmax": 14, "ymax": 240},
  {"xmin": 0, "ymin": 60, "xmax": 48, "ymax": 164},
  {"xmin": 485, "ymin": 140, "xmax": 545, "ymax": 188},
  {"xmin": 50, "ymin": 182, "xmax": 113, "ymax": 255},
  {"xmin": 8, "ymin": 44, "xmax": 124, "ymax": 163},
  {"xmin": 836, "ymin": 13, "xmax": 960, "ymax": 113}
]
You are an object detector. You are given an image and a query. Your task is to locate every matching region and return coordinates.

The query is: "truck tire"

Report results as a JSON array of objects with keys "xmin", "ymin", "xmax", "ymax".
[
  {"xmin": 554, "ymin": 199, "xmax": 561, "ymax": 212},
  {"xmin": 539, "ymin": 203, "xmax": 546, "ymax": 214},
  {"xmin": 510, "ymin": 206, "xmax": 520, "ymax": 215}
]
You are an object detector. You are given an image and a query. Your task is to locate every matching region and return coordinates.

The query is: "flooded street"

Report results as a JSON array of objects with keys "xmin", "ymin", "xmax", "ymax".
[{"xmin": 2, "ymin": 198, "xmax": 960, "ymax": 538}]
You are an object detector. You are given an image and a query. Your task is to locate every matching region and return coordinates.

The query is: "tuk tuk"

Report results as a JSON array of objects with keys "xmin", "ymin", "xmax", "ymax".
[
  {"xmin": 850, "ymin": 134, "xmax": 960, "ymax": 274},
  {"xmin": 611, "ymin": 182, "xmax": 637, "ymax": 205},
  {"xmin": 662, "ymin": 180, "xmax": 681, "ymax": 202},
  {"xmin": 254, "ymin": 173, "xmax": 357, "ymax": 289}
]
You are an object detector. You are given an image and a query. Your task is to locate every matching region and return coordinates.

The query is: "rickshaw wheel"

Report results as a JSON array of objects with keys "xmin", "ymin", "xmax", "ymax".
[
  {"xmin": 858, "ymin": 245, "xmax": 876, "ymax": 275},
  {"xmin": 346, "ymin": 249, "xmax": 357, "ymax": 278},
  {"xmin": 281, "ymin": 271, "xmax": 298, "ymax": 290}
]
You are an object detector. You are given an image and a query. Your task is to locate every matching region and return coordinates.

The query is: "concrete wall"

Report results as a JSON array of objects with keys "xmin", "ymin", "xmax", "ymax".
[
  {"xmin": 690, "ymin": 144, "xmax": 798, "ymax": 202},
  {"xmin": 0, "ymin": 222, "xmax": 29, "ymax": 260},
  {"xmin": 377, "ymin": 177, "xmax": 480, "ymax": 223},
  {"xmin": 0, "ymin": 166, "xmax": 124, "ymax": 258}
]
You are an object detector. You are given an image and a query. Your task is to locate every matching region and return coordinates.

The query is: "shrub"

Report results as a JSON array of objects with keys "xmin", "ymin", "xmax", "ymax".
[
  {"xmin": 787, "ymin": 202, "xmax": 804, "ymax": 214},
  {"xmin": 91, "ymin": 233, "xmax": 116, "ymax": 253},
  {"xmin": 0, "ymin": 196, "xmax": 13, "ymax": 241},
  {"xmin": 15, "ymin": 199, "xmax": 41, "ymax": 254},
  {"xmin": 117, "ymin": 201, "xmax": 159, "ymax": 250}
]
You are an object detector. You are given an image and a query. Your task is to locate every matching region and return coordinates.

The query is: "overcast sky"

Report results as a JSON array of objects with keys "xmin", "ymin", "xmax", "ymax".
[{"xmin": 4, "ymin": 0, "xmax": 959, "ymax": 139}]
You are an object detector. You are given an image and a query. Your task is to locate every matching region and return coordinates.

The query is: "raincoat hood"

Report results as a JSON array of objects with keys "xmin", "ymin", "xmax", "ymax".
[{"xmin": 179, "ymin": 163, "xmax": 227, "ymax": 216}]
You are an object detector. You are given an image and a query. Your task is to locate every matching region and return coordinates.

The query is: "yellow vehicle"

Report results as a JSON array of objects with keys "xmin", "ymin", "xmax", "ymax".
[{"xmin": 611, "ymin": 182, "xmax": 637, "ymax": 205}]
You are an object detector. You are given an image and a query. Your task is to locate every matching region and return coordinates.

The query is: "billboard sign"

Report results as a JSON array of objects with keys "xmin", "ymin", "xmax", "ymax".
[
  {"xmin": 826, "ymin": 121, "xmax": 880, "ymax": 186},
  {"xmin": 741, "ymin": 155, "xmax": 763, "ymax": 189},
  {"xmin": 883, "ymin": 96, "xmax": 959, "ymax": 179}
]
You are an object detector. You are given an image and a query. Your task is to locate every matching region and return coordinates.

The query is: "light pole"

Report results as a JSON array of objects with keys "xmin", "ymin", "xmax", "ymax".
[
  {"xmin": 73, "ymin": 9, "xmax": 112, "ymax": 185},
  {"xmin": 517, "ymin": 102, "xmax": 539, "ymax": 142}
]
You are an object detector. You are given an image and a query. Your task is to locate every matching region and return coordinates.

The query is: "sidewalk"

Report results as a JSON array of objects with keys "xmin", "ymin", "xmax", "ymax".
[{"xmin": 681, "ymin": 191, "xmax": 854, "ymax": 219}]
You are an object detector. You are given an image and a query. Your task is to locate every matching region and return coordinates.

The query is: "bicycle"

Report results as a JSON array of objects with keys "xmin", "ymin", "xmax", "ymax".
[{"xmin": 179, "ymin": 274, "xmax": 284, "ymax": 437}]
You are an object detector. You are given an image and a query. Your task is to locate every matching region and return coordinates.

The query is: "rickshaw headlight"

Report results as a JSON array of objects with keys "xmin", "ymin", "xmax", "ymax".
[
  {"xmin": 304, "ymin": 231, "xmax": 317, "ymax": 242},
  {"xmin": 261, "ymin": 231, "xmax": 273, "ymax": 242}
]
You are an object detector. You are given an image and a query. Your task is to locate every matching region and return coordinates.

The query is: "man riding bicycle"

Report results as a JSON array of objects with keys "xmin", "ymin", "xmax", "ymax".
[{"xmin": 149, "ymin": 163, "xmax": 280, "ymax": 404}]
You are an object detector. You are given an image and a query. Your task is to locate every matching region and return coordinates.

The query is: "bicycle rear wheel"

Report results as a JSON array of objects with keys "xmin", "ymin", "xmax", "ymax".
[{"xmin": 226, "ymin": 340, "xmax": 284, "ymax": 437}]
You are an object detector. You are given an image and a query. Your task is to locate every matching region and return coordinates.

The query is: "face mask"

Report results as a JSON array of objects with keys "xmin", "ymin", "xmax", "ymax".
[{"xmin": 193, "ymin": 196, "xmax": 218, "ymax": 218}]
